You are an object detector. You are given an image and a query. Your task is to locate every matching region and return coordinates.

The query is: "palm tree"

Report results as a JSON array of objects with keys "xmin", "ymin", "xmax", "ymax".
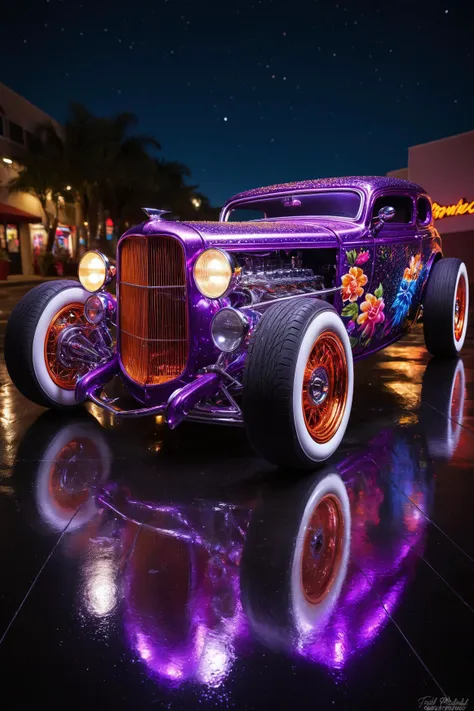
[
  {"xmin": 9, "ymin": 102, "xmax": 216, "ymax": 262},
  {"xmin": 153, "ymin": 159, "xmax": 198, "ymax": 219},
  {"xmin": 65, "ymin": 104, "xmax": 161, "ymax": 253}
]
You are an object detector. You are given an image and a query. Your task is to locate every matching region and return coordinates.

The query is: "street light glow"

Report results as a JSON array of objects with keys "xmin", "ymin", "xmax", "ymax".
[{"xmin": 2, "ymin": 157, "xmax": 13, "ymax": 164}]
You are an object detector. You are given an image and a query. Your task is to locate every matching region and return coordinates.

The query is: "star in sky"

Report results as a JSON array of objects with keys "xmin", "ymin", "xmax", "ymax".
[{"xmin": 1, "ymin": 0, "xmax": 471, "ymax": 206}]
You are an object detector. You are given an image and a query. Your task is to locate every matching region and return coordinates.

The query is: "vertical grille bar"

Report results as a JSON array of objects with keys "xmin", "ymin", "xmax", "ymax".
[{"xmin": 119, "ymin": 236, "xmax": 188, "ymax": 386}]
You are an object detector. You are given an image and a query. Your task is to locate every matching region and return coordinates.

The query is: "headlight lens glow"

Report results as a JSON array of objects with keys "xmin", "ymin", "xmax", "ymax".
[
  {"xmin": 211, "ymin": 307, "xmax": 248, "ymax": 352},
  {"xmin": 78, "ymin": 251, "xmax": 108, "ymax": 292},
  {"xmin": 84, "ymin": 294, "xmax": 106, "ymax": 324},
  {"xmin": 194, "ymin": 249, "xmax": 234, "ymax": 298}
]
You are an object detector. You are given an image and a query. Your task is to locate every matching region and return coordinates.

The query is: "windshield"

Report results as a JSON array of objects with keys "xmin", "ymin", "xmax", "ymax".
[{"xmin": 226, "ymin": 191, "xmax": 362, "ymax": 221}]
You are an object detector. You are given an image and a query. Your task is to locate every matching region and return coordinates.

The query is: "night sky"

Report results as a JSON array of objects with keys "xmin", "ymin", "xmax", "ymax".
[{"xmin": 2, "ymin": 0, "xmax": 473, "ymax": 206}]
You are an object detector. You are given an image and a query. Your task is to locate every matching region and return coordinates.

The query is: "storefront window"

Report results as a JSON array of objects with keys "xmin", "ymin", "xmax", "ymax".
[
  {"xmin": 30, "ymin": 223, "xmax": 48, "ymax": 256},
  {"xmin": 6, "ymin": 224, "xmax": 19, "ymax": 252},
  {"xmin": 54, "ymin": 226, "xmax": 73, "ymax": 257},
  {"xmin": 29, "ymin": 223, "xmax": 75, "ymax": 268}
]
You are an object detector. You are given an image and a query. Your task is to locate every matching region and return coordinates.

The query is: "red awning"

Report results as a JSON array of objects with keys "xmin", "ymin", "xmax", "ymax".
[{"xmin": 0, "ymin": 202, "xmax": 42, "ymax": 223}]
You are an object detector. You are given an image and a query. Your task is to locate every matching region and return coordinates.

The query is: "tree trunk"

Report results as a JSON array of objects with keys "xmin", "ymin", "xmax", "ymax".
[
  {"xmin": 88, "ymin": 195, "xmax": 99, "ymax": 247},
  {"xmin": 98, "ymin": 201, "xmax": 110, "ymax": 255},
  {"xmin": 46, "ymin": 215, "xmax": 59, "ymax": 253}
]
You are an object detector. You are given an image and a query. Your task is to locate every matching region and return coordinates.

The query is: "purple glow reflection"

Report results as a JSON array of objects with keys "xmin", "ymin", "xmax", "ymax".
[
  {"xmin": 107, "ymin": 429, "xmax": 434, "ymax": 686},
  {"xmin": 121, "ymin": 431, "xmax": 432, "ymax": 685}
]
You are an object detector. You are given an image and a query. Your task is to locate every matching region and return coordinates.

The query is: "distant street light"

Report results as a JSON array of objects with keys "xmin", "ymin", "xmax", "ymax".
[
  {"xmin": 191, "ymin": 197, "xmax": 202, "ymax": 209},
  {"xmin": 2, "ymin": 157, "xmax": 13, "ymax": 164},
  {"xmin": 65, "ymin": 185, "xmax": 72, "ymax": 190}
]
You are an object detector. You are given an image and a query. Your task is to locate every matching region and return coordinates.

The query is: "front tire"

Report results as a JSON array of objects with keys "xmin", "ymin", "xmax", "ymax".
[
  {"xmin": 240, "ymin": 470, "xmax": 351, "ymax": 648},
  {"xmin": 242, "ymin": 299, "xmax": 354, "ymax": 468},
  {"xmin": 5, "ymin": 280, "xmax": 90, "ymax": 409},
  {"xmin": 423, "ymin": 258, "xmax": 469, "ymax": 357}
]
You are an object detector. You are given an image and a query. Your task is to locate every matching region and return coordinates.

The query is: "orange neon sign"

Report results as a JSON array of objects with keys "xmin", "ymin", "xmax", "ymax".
[{"xmin": 432, "ymin": 198, "xmax": 474, "ymax": 219}]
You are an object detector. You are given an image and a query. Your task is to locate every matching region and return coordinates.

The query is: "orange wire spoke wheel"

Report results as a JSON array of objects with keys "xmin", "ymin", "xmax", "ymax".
[
  {"xmin": 301, "ymin": 493, "xmax": 344, "ymax": 604},
  {"xmin": 44, "ymin": 303, "xmax": 88, "ymax": 389},
  {"xmin": 454, "ymin": 273, "xmax": 467, "ymax": 342},
  {"xmin": 48, "ymin": 438, "xmax": 101, "ymax": 511},
  {"xmin": 302, "ymin": 331, "xmax": 348, "ymax": 444}
]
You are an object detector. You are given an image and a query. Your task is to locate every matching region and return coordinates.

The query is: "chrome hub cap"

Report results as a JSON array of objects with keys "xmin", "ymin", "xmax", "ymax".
[
  {"xmin": 308, "ymin": 366, "xmax": 330, "ymax": 406},
  {"xmin": 310, "ymin": 527, "xmax": 324, "ymax": 558}
]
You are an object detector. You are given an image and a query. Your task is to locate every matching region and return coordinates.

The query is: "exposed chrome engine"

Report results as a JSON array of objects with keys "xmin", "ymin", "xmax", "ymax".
[
  {"xmin": 57, "ymin": 322, "xmax": 114, "ymax": 370},
  {"xmin": 232, "ymin": 252, "xmax": 328, "ymax": 306}
]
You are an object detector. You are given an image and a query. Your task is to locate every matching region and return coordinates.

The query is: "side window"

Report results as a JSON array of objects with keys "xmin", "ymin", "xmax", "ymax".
[
  {"xmin": 373, "ymin": 195, "xmax": 413, "ymax": 224},
  {"xmin": 417, "ymin": 197, "xmax": 432, "ymax": 226}
]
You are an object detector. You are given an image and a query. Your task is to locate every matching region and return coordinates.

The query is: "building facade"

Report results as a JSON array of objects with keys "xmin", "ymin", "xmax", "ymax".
[
  {"xmin": 388, "ymin": 130, "xmax": 474, "ymax": 278},
  {"xmin": 0, "ymin": 83, "xmax": 79, "ymax": 276}
]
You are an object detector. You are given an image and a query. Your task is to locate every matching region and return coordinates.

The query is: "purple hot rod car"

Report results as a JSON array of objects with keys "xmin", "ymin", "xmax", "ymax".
[{"xmin": 5, "ymin": 176, "xmax": 470, "ymax": 468}]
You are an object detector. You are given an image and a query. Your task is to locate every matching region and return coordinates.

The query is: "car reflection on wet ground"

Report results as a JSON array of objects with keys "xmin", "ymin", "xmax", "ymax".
[{"xmin": 0, "ymin": 286, "xmax": 473, "ymax": 709}]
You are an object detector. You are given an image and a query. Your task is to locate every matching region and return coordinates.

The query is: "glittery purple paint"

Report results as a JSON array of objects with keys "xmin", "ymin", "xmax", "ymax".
[{"xmin": 82, "ymin": 176, "xmax": 442, "ymax": 416}]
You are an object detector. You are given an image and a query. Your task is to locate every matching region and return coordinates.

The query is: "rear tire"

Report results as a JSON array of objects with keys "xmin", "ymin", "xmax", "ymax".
[
  {"xmin": 421, "ymin": 357, "xmax": 465, "ymax": 460},
  {"xmin": 423, "ymin": 258, "xmax": 469, "ymax": 357},
  {"xmin": 242, "ymin": 298, "xmax": 354, "ymax": 468},
  {"xmin": 5, "ymin": 280, "xmax": 89, "ymax": 409}
]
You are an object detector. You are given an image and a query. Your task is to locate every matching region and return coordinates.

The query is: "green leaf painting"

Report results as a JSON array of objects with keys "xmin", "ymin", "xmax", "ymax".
[
  {"xmin": 374, "ymin": 282, "xmax": 384, "ymax": 299},
  {"xmin": 341, "ymin": 302, "xmax": 359, "ymax": 320},
  {"xmin": 345, "ymin": 249, "xmax": 357, "ymax": 266}
]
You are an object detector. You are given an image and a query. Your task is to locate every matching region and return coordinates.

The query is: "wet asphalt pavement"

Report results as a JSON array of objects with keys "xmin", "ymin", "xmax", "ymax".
[{"xmin": 0, "ymin": 284, "xmax": 473, "ymax": 710}]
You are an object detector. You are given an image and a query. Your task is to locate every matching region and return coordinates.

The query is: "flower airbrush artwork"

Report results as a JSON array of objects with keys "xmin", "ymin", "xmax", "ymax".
[
  {"xmin": 341, "ymin": 248, "xmax": 386, "ymax": 347},
  {"xmin": 341, "ymin": 265, "xmax": 368, "ymax": 303},
  {"xmin": 392, "ymin": 253, "xmax": 425, "ymax": 328},
  {"xmin": 357, "ymin": 292, "xmax": 386, "ymax": 339}
]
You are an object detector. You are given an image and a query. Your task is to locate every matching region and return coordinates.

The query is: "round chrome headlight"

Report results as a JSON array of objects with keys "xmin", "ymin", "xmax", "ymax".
[
  {"xmin": 84, "ymin": 293, "xmax": 107, "ymax": 324},
  {"xmin": 211, "ymin": 308, "xmax": 248, "ymax": 353},
  {"xmin": 194, "ymin": 248, "xmax": 236, "ymax": 299},
  {"xmin": 78, "ymin": 251, "xmax": 115, "ymax": 292}
]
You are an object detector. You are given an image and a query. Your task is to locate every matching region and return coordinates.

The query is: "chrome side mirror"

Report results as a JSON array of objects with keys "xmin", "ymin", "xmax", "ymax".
[
  {"xmin": 372, "ymin": 205, "xmax": 396, "ymax": 235},
  {"xmin": 378, "ymin": 205, "xmax": 396, "ymax": 222}
]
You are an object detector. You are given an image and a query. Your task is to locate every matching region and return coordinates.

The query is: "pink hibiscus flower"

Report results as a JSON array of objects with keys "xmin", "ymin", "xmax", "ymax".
[
  {"xmin": 355, "ymin": 250, "xmax": 370, "ymax": 266},
  {"xmin": 357, "ymin": 293, "xmax": 385, "ymax": 338}
]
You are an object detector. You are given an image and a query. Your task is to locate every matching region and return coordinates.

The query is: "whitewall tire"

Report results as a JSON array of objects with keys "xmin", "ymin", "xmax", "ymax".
[
  {"xmin": 35, "ymin": 420, "xmax": 112, "ymax": 531},
  {"xmin": 243, "ymin": 298, "xmax": 354, "ymax": 468},
  {"xmin": 5, "ymin": 280, "xmax": 90, "ymax": 409},
  {"xmin": 240, "ymin": 469, "xmax": 351, "ymax": 651},
  {"xmin": 424, "ymin": 259, "xmax": 469, "ymax": 357}
]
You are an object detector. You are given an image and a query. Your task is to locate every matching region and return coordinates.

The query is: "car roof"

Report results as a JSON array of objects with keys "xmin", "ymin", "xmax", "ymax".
[{"xmin": 224, "ymin": 176, "xmax": 426, "ymax": 205}]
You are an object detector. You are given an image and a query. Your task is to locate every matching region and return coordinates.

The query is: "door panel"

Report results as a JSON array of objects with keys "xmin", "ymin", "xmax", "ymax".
[
  {"xmin": 341, "ymin": 191, "xmax": 421, "ymax": 354},
  {"xmin": 371, "ymin": 233, "xmax": 423, "ymax": 346}
]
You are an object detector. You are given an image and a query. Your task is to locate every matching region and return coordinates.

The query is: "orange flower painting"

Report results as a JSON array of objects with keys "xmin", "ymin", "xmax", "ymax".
[
  {"xmin": 403, "ymin": 254, "xmax": 423, "ymax": 282},
  {"xmin": 341, "ymin": 266, "xmax": 368, "ymax": 303}
]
